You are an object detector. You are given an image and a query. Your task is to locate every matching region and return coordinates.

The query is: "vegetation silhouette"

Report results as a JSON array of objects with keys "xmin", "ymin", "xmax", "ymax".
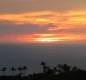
[
  {"xmin": 0, "ymin": 68, "xmax": 6, "ymax": 75},
  {"xmin": 10, "ymin": 67, "xmax": 16, "ymax": 75},
  {"xmin": 0, "ymin": 62, "xmax": 86, "ymax": 80}
]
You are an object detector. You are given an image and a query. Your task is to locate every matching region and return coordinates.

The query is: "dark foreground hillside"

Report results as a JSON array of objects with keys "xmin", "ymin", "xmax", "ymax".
[{"xmin": 0, "ymin": 62, "xmax": 86, "ymax": 80}]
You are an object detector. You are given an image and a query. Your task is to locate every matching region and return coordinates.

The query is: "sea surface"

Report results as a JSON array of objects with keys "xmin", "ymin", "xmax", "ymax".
[{"xmin": 0, "ymin": 43, "xmax": 86, "ymax": 75}]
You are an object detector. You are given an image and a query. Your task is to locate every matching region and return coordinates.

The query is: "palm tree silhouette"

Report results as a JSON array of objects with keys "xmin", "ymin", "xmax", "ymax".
[
  {"xmin": 40, "ymin": 61, "xmax": 47, "ymax": 73},
  {"xmin": 2, "ymin": 67, "xmax": 6, "ymax": 75},
  {"xmin": 23, "ymin": 66, "xmax": 28, "ymax": 76},
  {"xmin": 10, "ymin": 67, "xmax": 16, "ymax": 75},
  {"xmin": 17, "ymin": 67, "xmax": 23, "ymax": 75}
]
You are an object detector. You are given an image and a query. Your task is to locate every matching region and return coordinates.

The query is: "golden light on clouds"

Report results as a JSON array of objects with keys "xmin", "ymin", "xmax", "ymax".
[
  {"xmin": 0, "ymin": 33, "xmax": 86, "ymax": 43},
  {"xmin": 0, "ymin": 10, "xmax": 86, "ymax": 43},
  {"xmin": 0, "ymin": 10, "xmax": 86, "ymax": 25}
]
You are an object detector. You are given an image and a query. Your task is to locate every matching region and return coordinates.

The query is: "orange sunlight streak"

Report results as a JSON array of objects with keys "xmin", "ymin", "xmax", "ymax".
[{"xmin": 0, "ymin": 34, "xmax": 86, "ymax": 43}]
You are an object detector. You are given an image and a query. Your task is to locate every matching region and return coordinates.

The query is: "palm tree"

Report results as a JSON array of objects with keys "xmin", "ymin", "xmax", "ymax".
[
  {"xmin": 23, "ymin": 66, "xmax": 28, "ymax": 71},
  {"xmin": 23, "ymin": 66, "xmax": 28, "ymax": 76},
  {"xmin": 40, "ymin": 61, "xmax": 46, "ymax": 66},
  {"xmin": 2, "ymin": 67, "xmax": 6, "ymax": 75},
  {"xmin": 40, "ymin": 61, "xmax": 47, "ymax": 73},
  {"xmin": 10, "ymin": 67, "xmax": 16, "ymax": 75},
  {"xmin": 17, "ymin": 67, "xmax": 23, "ymax": 75}
]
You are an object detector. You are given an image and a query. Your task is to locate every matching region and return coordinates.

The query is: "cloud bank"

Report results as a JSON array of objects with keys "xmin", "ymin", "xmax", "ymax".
[{"xmin": 0, "ymin": 10, "xmax": 86, "ymax": 43}]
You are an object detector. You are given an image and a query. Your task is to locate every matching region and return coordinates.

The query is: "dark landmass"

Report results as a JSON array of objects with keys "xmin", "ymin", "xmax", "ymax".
[{"xmin": 0, "ymin": 62, "xmax": 86, "ymax": 80}]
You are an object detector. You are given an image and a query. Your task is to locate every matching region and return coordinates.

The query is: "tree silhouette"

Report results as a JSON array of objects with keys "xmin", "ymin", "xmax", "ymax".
[
  {"xmin": 2, "ymin": 67, "xmax": 6, "ymax": 75},
  {"xmin": 17, "ymin": 67, "xmax": 23, "ymax": 75},
  {"xmin": 0, "ymin": 63, "xmax": 85, "ymax": 80},
  {"xmin": 22, "ymin": 66, "xmax": 28, "ymax": 76},
  {"xmin": 57, "ymin": 64, "xmax": 71, "ymax": 73},
  {"xmin": 53, "ymin": 67, "xmax": 58, "ymax": 74},
  {"xmin": 71, "ymin": 66, "xmax": 79, "ymax": 72},
  {"xmin": 40, "ymin": 61, "xmax": 47, "ymax": 73},
  {"xmin": 10, "ymin": 67, "xmax": 16, "ymax": 75}
]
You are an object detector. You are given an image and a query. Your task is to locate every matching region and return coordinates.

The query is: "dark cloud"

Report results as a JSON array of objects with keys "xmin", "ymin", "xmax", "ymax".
[{"xmin": 0, "ymin": 21, "xmax": 52, "ymax": 34}]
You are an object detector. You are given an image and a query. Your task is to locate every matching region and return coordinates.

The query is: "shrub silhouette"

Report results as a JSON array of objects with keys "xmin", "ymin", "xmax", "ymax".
[{"xmin": 0, "ymin": 63, "xmax": 86, "ymax": 80}]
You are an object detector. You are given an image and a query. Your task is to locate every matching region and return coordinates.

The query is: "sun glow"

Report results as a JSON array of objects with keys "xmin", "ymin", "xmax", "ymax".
[
  {"xmin": 0, "ymin": 10, "xmax": 86, "ymax": 43},
  {"xmin": 36, "ymin": 38, "xmax": 61, "ymax": 43}
]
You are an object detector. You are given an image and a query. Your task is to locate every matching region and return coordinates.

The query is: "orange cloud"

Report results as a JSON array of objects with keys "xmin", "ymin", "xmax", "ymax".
[
  {"xmin": 0, "ymin": 10, "xmax": 86, "ymax": 23},
  {"xmin": 0, "ymin": 10, "xmax": 86, "ymax": 43},
  {"xmin": 0, "ymin": 33, "xmax": 86, "ymax": 43},
  {"xmin": 0, "ymin": 10, "xmax": 86, "ymax": 28}
]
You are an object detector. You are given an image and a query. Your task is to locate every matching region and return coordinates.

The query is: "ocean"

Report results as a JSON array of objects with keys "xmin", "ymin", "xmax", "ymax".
[{"xmin": 0, "ymin": 43, "xmax": 86, "ymax": 74}]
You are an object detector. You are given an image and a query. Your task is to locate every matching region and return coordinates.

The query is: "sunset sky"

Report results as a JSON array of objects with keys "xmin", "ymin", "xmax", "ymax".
[{"xmin": 0, "ymin": 0, "xmax": 86, "ymax": 43}]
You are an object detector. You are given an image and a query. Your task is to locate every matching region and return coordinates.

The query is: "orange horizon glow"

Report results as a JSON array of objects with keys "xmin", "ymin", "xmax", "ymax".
[
  {"xmin": 0, "ymin": 33, "xmax": 86, "ymax": 43},
  {"xmin": 0, "ymin": 10, "xmax": 86, "ymax": 43}
]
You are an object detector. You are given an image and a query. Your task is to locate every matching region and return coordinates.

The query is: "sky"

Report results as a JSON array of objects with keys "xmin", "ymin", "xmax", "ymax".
[{"xmin": 0, "ymin": 0, "xmax": 86, "ymax": 43}]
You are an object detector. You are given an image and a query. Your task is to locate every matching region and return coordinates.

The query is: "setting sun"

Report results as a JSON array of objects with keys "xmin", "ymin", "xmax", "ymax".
[{"xmin": 36, "ymin": 38, "xmax": 60, "ymax": 43}]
